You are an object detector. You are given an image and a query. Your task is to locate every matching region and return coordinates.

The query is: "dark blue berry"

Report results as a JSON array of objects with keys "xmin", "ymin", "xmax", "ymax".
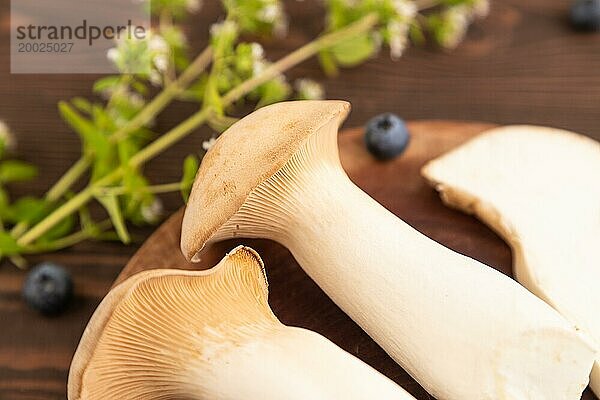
[
  {"xmin": 364, "ymin": 113, "xmax": 410, "ymax": 160},
  {"xmin": 570, "ymin": 0, "xmax": 600, "ymax": 32},
  {"xmin": 22, "ymin": 263, "xmax": 73, "ymax": 316}
]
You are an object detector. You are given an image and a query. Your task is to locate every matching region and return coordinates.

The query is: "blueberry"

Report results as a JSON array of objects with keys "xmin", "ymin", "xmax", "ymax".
[
  {"xmin": 570, "ymin": 0, "xmax": 600, "ymax": 32},
  {"xmin": 22, "ymin": 263, "xmax": 73, "ymax": 316},
  {"xmin": 364, "ymin": 113, "xmax": 410, "ymax": 160}
]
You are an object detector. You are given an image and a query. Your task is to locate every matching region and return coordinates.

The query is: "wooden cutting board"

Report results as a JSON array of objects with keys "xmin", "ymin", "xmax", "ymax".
[{"xmin": 115, "ymin": 120, "xmax": 597, "ymax": 400}]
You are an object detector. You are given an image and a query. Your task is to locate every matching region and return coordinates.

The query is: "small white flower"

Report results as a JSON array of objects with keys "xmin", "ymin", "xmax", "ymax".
[
  {"xmin": 249, "ymin": 43, "xmax": 268, "ymax": 77},
  {"xmin": 273, "ymin": 18, "xmax": 289, "ymax": 38},
  {"xmin": 259, "ymin": 4, "xmax": 280, "ymax": 22},
  {"xmin": 186, "ymin": 0, "xmax": 202, "ymax": 13},
  {"xmin": 202, "ymin": 137, "xmax": 217, "ymax": 151},
  {"xmin": 371, "ymin": 31, "xmax": 384, "ymax": 50},
  {"xmin": 251, "ymin": 43, "xmax": 265, "ymax": 60},
  {"xmin": 273, "ymin": 74, "xmax": 288, "ymax": 86},
  {"xmin": 471, "ymin": 0, "xmax": 490, "ymax": 18},
  {"xmin": 153, "ymin": 54, "xmax": 169, "ymax": 72},
  {"xmin": 0, "ymin": 120, "xmax": 15, "ymax": 153},
  {"xmin": 389, "ymin": 35, "xmax": 408, "ymax": 59},
  {"xmin": 259, "ymin": 2, "xmax": 288, "ymax": 37},
  {"xmin": 106, "ymin": 48, "xmax": 119, "ymax": 63},
  {"xmin": 128, "ymin": 92, "xmax": 145, "ymax": 108},
  {"xmin": 146, "ymin": 34, "xmax": 171, "ymax": 83},
  {"xmin": 210, "ymin": 20, "xmax": 237, "ymax": 37},
  {"xmin": 149, "ymin": 35, "xmax": 168, "ymax": 52},
  {"xmin": 295, "ymin": 79, "xmax": 324, "ymax": 100},
  {"xmin": 393, "ymin": 0, "xmax": 417, "ymax": 20},
  {"xmin": 440, "ymin": 6, "xmax": 470, "ymax": 49},
  {"xmin": 209, "ymin": 22, "xmax": 220, "ymax": 37},
  {"xmin": 253, "ymin": 59, "xmax": 268, "ymax": 76},
  {"xmin": 168, "ymin": 27, "xmax": 188, "ymax": 47},
  {"xmin": 141, "ymin": 198, "xmax": 164, "ymax": 224},
  {"xmin": 107, "ymin": 30, "xmax": 170, "ymax": 80},
  {"xmin": 149, "ymin": 70, "xmax": 163, "ymax": 87},
  {"xmin": 387, "ymin": 21, "xmax": 410, "ymax": 59}
]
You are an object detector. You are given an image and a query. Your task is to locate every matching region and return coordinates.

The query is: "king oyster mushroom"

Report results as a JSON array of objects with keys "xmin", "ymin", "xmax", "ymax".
[
  {"xmin": 422, "ymin": 124, "xmax": 600, "ymax": 396},
  {"xmin": 181, "ymin": 100, "xmax": 597, "ymax": 400},
  {"xmin": 68, "ymin": 246, "xmax": 415, "ymax": 400}
]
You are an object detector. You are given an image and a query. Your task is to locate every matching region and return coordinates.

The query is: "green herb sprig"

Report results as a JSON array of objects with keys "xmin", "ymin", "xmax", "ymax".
[{"xmin": 0, "ymin": 0, "xmax": 488, "ymax": 267}]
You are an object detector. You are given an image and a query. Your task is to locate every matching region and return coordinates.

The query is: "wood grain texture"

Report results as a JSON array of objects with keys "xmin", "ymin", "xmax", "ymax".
[
  {"xmin": 0, "ymin": 0, "xmax": 599, "ymax": 398},
  {"xmin": 118, "ymin": 121, "xmax": 597, "ymax": 400}
]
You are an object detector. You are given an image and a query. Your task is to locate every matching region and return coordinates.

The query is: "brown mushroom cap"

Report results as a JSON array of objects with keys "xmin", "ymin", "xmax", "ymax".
[
  {"xmin": 68, "ymin": 246, "xmax": 275, "ymax": 400},
  {"xmin": 181, "ymin": 100, "xmax": 351, "ymax": 261}
]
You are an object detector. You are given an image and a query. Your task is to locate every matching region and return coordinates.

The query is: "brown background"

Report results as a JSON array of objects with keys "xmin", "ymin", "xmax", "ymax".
[{"xmin": 0, "ymin": 0, "xmax": 598, "ymax": 398}]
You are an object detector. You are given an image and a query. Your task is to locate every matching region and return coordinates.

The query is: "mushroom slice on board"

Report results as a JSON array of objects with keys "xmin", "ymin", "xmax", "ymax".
[
  {"xmin": 181, "ymin": 100, "xmax": 596, "ymax": 400},
  {"xmin": 422, "ymin": 124, "xmax": 600, "ymax": 396},
  {"xmin": 68, "ymin": 246, "xmax": 414, "ymax": 400}
]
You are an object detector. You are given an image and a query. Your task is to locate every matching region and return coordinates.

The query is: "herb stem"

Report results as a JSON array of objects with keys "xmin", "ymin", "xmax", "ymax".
[
  {"xmin": 18, "ymin": 182, "xmax": 107, "ymax": 247},
  {"xmin": 46, "ymin": 156, "xmax": 91, "ymax": 202},
  {"xmin": 22, "ymin": 219, "xmax": 113, "ymax": 254},
  {"xmin": 10, "ymin": 254, "xmax": 27, "ymax": 269},
  {"xmin": 26, "ymin": 45, "xmax": 214, "ymax": 214},
  {"xmin": 8, "ymin": 156, "xmax": 91, "ymax": 239},
  {"xmin": 110, "ymin": 46, "xmax": 213, "ymax": 143},
  {"xmin": 414, "ymin": 0, "xmax": 441, "ymax": 11},
  {"xmin": 95, "ymin": 181, "xmax": 184, "ymax": 197},
  {"xmin": 222, "ymin": 13, "xmax": 378, "ymax": 106},
  {"xmin": 16, "ymin": 14, "xmax": 379, "ymax": 247}
]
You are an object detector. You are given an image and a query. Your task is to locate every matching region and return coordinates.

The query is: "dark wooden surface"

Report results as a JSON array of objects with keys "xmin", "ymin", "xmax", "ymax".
[{"xmin": 0, "ymin": 0, "xmax": 599, "ymax": 399}]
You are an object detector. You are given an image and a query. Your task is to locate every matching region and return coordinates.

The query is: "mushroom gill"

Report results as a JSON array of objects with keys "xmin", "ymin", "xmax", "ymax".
[
  {"xmin": 69, "ymin": 245, "xmax": 414, "ymax": 400},
  {"xmin": 69, "ymin": 246, "xmax": 274, "ymax": 399}
]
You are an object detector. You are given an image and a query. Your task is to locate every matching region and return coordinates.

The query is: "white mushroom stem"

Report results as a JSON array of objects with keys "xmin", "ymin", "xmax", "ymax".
[
  {"xmin": 68, "ymin": 246, "xmax": 413, "ymax": 400},
  {"xmin": 209, "ymin": 326, "xmax": 413, "ymax": 399},
  {"xmin": 422, "ymin": 125, "xmax": 600, "ymax": 397},
  {"xmin": 210, "ymin": 120, "xmax": 597, "ymax": 400}
]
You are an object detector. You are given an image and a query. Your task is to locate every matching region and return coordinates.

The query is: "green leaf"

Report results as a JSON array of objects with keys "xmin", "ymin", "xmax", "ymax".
[
  {"xmin": 78, "ymin": 206, "xmax": 104, "ymax": 239},
  {"xmin": 65, "ymin": 104, "xmax": 114, "ymax": 182},
  {"xmin": 330, "ymin": 33, "xmax": 376, "ymax": 67},
  {"xmin": 426, "ymin": 14, "xmax": 445, "ymax": 45},
  {"xmin": 256, "ymin": 78, "xmax": 291, "ymax": 108},
  {"xmin": 234, "ymin": 43, "xmax": 255, "ymax": 77},
  {"xmin": 408, "ymin": 21, "xmax": 425, "ymax": 46},
  {"xmin": 37, "ymin": 212, "xmax": 76, "ymax": 244},
  {"xmin": 441, "ymin": 0, "xmax": 474, "ymax": 5},
  {"xmin": 181, "ymin": 154, "xmax": 199, "ymax": 202},
  {"xmin": 130, "ymin": 80, "xmax": 148, "ymax": 96},
  {"xmin": 0, "ymin": 188, "xmax": 9, "ymax": 210},
  {"xmin": 71, "ymin": 97, "xmax": 93, "ymax": 114},
  {"xmin": 210, "ymin": 21, "xmax": 239, "ymax": 59},
  {"xmin": 78, "ymin": 206, "xmax": 93, "ymax": 231},
  {"xmin": 0, "ymin": 188, "xmax": 8, "ymax": 229},
  {"xmin": 58, "ymin": 102, "xmax": 104, "ymax": 153},
  {"xmin": 0, "ymin": 160, "xmax": 38, "ymax": 183},
  {"xmin": 130, "ymin": 127, "xmax": 155, "ymax": 141},
  {"xmin": 93, "ymin": 76, "xmax": 121, "ymax": 94},
  {"xmin": 90, "ymin": 138, "xmax": 114, "ymax": 182},
  {"xmin": 96, "ymin": 193, "xmax": 130, "ymax": 244},
  {"xmin": 0, "ymin": 231, "xmax": 22, "ymax": 256},
  {"xmin": 92, "ymin": 104, "xmax": 115, "ymax": 132},
  {"xmin": 120, "ymin": 170, "xmax": 151, "ymax": 224},
  {"xmin": 117, "ymin": 139, "xmax": 138, "ymax": 165},
  {"xmin": 318, "ymin": 50, "xmax": 339, "ymax": 77},
  {"xmin": 109, "ymin": 92, "xmax": 145, "ymax": 121},
  {"xmin": 4, "ymin": 196, "xmax": 50, "ymax": 225},
  {"xmin": 203, "ymin": 75, "xmax": 224, "ymax": 115}
]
